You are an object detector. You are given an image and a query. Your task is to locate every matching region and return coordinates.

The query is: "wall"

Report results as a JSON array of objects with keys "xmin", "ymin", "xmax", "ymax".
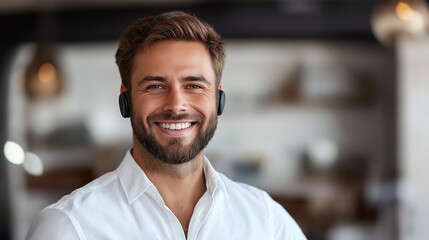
[{"xmin": 398, "ymin": 35, "xmax": 429, "ymax": 240}]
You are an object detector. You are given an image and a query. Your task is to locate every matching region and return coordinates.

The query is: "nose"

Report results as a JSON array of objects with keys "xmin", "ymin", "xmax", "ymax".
[{"xmin": 162, "ymin": 87, "xmax": 188, "ymax": 114}]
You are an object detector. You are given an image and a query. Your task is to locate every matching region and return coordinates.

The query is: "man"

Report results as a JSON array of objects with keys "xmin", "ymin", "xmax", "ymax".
[{"xmin": 26, "ymin": 11, "xmax": 306, "ymax": 239}]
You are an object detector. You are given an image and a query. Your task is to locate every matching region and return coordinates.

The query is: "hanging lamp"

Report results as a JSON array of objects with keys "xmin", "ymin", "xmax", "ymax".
[{"xmin": 371, "ymin": 0, "xmax": 429, "ymax": 46}]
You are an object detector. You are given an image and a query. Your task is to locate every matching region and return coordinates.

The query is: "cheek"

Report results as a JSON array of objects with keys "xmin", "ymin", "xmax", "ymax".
[
  {"xmin": 133, "ymin": 99, "xmax": 159, "ymax": 122},
  {"xmin": 191, "ymin": 95, "xmax": 217, "ymax": 116}
]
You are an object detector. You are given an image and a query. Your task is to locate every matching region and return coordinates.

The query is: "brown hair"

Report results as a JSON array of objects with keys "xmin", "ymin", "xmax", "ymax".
[{"xmin": 115, "ymin": 11, "xmax": 226, "ymax": 90}]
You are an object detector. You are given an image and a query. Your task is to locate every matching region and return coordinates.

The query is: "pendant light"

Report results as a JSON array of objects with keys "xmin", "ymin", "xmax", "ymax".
[
  {"xmin": 24, "ymin": 43, "xmax": 63, "ymax": 100},
  {"xmin": 24, "ymin": 10, "xmax": 64, "ymax": 100},
  {"xmin": 371, "ymin": 0, "xmax": 429, "ymax": 46}
]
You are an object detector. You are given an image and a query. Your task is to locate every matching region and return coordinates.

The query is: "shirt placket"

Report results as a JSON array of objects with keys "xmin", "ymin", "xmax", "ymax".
[
  {"xmin": 147, "ymin": 186, "xmax": 187, "ymax": 240},
  {"xmin": 187, "ymin": 192, "xmax": 214, "ymax": 240},
  {"xmin": 164, "ymin": 206, "xmax": 187, "ymax": 240}
]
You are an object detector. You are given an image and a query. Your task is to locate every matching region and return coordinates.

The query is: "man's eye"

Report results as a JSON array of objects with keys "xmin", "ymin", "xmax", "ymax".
[
  {"xmin": 147, "ymin": 85, "xmax": 163, "ymax": 89},
  {"xmin": 187, "ymin": 84, "xmax": 202, "ymax": 89}
]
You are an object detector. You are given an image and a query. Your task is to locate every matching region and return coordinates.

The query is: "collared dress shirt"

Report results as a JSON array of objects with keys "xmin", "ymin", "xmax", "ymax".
[{"xmin": 26, "ymin": 150, "xmax": 307, "ymax": 240}]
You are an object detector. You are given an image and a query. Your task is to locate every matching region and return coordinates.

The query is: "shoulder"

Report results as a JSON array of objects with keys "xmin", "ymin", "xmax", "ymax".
[
  {"xmin": 217, "ymin": 173, "xmax": 308, "ymax": 239},
  {"xmin": 26, "ymin": 171, "xmax": 121, "ymax": 240},
  {"xmin": 217, "ymin": 173, "xmax": 280, "ymax": 220},
  {"xmin": 218, "ymin": 173, "xmax": 272, "ymax": 203},
  {"xmin": 26, "ymin": 207, "xmax": 80, "ymax": 240},
  {"xmin": 46, "ymin": 171, "xmax": 122, "ymax": 215}
]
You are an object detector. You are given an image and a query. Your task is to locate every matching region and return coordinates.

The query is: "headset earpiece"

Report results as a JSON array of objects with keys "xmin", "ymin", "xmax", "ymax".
[
  {"xmin": 217, "ymin": 89, "xmax": 226, "ymax": 116},
  {"xmin": 119, "ymin": 91, "xmax": 130, "ymax": 118}
]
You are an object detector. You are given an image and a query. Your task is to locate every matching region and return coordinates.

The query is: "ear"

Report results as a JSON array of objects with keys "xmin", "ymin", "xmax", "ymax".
[
  {"xmin": 120, "ymin": 84, "xmax": 127, "ymax": 94},
  {"xmin": 218, "ymin": 83, "xmax": 223, "ymax": 91}
]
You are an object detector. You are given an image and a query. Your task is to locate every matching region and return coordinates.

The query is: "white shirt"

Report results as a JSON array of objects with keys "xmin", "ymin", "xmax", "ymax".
[{"xmin": 26, "ymin": 150, "xmax": 307, "ymax": 240}]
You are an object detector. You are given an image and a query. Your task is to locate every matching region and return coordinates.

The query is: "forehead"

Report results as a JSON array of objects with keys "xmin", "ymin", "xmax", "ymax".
[{"xmin": 131, "ymin": 40, "xmax": 215, "ymax": 84}]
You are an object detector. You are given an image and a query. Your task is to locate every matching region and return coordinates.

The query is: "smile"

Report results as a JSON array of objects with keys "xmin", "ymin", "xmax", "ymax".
[{"xmin": 158, "ymin": 122, "xmax": 193, "ymax": 131}]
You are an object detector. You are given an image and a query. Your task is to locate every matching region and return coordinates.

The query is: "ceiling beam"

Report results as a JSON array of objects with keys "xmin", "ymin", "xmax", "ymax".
[{"xmin": 0, "ymin": 1, "xmax": 378, "ymax": 44}]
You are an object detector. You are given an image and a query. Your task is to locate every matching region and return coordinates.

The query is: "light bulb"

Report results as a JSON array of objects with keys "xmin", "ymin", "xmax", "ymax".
[
  {"xmin": 23, "ymin": 152, "xmax": 44, "ymax": 176},
  {"xmin": 3, "ymin": 141, "xmax": 25, "ymax": 165},
  {"xmin": 371, "ymin": 0, "xmax": 429, "ymax": 46},
  {"xmin": 24, "ymin": 44, "xmax": 63, "ymax": 99}
]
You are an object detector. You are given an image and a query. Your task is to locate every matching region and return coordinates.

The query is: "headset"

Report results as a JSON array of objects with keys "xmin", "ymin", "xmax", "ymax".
[{"xmin": 119, "ymin": 89, "xmax": 226, "ymax": 118}]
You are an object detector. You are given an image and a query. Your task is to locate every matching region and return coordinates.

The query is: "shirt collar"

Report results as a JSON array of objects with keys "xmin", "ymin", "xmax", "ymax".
[
  {"xmin": 117, "ymin": 150, "xmax": 154, "ymax": 204},
  {"xmin": 117, "ymin": 149, "xmax": 229, "ymax": 204},
  {"xmin": 203, "ymin": 156, "xmax": 229, "ymax": 199}
]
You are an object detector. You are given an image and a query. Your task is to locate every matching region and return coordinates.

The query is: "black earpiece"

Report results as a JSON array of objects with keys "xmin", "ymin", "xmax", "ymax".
[
  {"xmin": 119, "ymin": 91, "xmax": 131, "ymax": 118},
  {"xmin": 118, "ymin": 89, "xmax": 226, "ymax": 118},
  {"xmin": 217, "ymin": 89, "xmax": 226, "ymax": 116}
]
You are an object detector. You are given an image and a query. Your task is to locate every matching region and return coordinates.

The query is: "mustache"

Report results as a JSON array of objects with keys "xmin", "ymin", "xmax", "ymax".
[{"xmin": 148, "ymin": 113, "xmax": 203, "ymax": 123}]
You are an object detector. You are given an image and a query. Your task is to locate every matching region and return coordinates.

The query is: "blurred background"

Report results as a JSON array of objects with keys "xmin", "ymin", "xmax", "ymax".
[{"xmin": 1, "ymin": 0, "xmax": 429, "ymax": 239}]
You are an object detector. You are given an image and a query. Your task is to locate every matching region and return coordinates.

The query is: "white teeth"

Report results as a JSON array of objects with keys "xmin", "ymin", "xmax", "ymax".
[{"xmin": 160, "ymin": 122, "xmax": 192, "ymax": 131}]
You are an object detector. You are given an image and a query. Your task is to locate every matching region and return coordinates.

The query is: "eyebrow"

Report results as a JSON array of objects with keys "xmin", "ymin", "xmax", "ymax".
[
  {"xmin": 137, "ymin": 75, "xmax": 212, "ymax": 87},
  {"xmin": 137, "ymin": 76, "xmax": 165, "ymax": 87},
  {"xmin": 183, "ymin": 75, "xmax": 212, "ymax": 86}
]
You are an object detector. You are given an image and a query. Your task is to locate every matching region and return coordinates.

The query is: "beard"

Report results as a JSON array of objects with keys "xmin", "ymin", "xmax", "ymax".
[{"xmin": 131, "ymin": 111, "xmax": 217, "ymax": 165}]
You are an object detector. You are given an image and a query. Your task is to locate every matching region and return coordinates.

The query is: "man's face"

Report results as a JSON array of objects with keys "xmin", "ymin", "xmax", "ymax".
[{"xmin": 129, "ymin": 40, "xmax": 219, "ymax": 164}]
